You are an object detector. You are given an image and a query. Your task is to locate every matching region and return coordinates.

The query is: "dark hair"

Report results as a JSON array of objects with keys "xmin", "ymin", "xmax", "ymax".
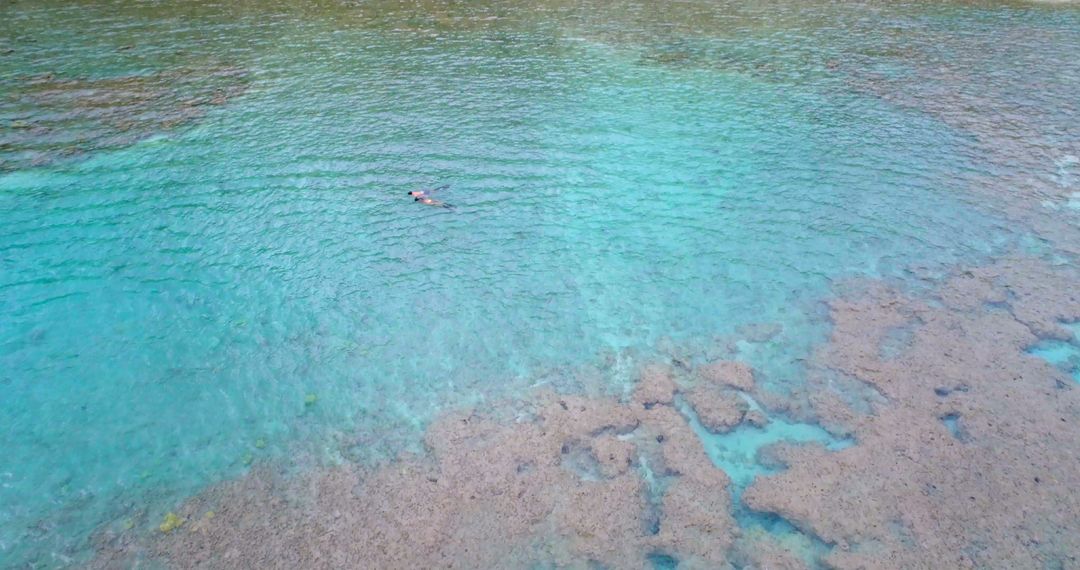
[
  {"xmin": 415, "ymin": 197, "xmax": 420, "ymax": 201},
  {"xmin": 406, "ymin": 191, "xmax": 411, "ymax": 195}
]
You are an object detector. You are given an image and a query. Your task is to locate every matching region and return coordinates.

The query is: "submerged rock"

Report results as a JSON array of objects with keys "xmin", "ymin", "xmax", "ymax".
[
  {"xmin": 697, "ymin": 360, "xmax": 756, "ymax": 392},
  {"xmin": 0, "ymin": 61, "xmax": 248, "ymax": 172},
  {"xmin": 745, "ymin": 257, "xmax": 1080, "ymax": 569},
  {"xmin": 590, "ymin": 435, "xmax": 636, "ymax": 478},
  {"xmin": 94, "ymin": 384, "xmax": 735, "ymax": 569},
  {"xmin": 632, "ymin": 363, "xmax": 679, "ymax": 407},
  {"xmin": 89, "ymin": 256, "xmax": 1080, "ymax": 569},
  {"xmin": 686, "ymin": 385, "xmax": 748, "ymax": 433},
  {"xmin": 744, "ymin": 409, "xmax": 769, "ymax": 428},
  {"xmin": 735, "ymin": 322, "xmax": 784, "ymax": 343}
]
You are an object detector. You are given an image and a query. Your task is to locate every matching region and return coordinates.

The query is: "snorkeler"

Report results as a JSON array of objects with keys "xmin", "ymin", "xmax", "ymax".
[
  {"xmin": 415, "ymin": 195, "xmax": 454, "ymax": 209},
  {"xmin": 408, "ymin": 184, "xmax": 449, "ymax": 199},
  {"xmin": 408, "ymin": 184, "xmax": 453, "ymax": 208}
]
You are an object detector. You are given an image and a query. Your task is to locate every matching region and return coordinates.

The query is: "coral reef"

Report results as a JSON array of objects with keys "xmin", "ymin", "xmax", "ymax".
[
  {"xmin": 0, "ymin": 61, "xmax": 248, "ymax": 171},
  {"xmin": 685, "ymin": 385, "xmax": 747, "ymax": 433},
  {"xmin": 697, "ymin": 360, "xmax": 756, "ymax": 392},
  {"xmin": 632, "ymin": 363, "xmax": 679, "ymax": 407},
  {"xmin": 93, "ymin": 377, "xmax": 738, "ymax": 568},
  {"xmin": 843, "ymin": 28, "xmax": 1080, "ymax": 258},
  {"xmin": 731, "ymin": 530, "xmax": 811, "ymax": 570},
  {"xmin": 91, "ymin": 256, "xmax": 1080, "ymax": 569},
  {"xmin": 744, "ymin": 257, "xmax": 1080, "ymax": 569}
]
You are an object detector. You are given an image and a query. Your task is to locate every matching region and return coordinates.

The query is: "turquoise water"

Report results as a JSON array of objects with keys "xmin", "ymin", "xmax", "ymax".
[
  {"xmin": 677, "ymin": 393, "xmax": 851, "ymax": 563},
  {"xmin": 679, "ymin": 395, "xmax": 850, "ymax": 498},
  {"xmin": 2, "ymin": 0, "xmax": 1078, "ymax": 566},
  {"xmin": 1029, "ymin": 322, "xmax": 1080, "ymax": 383}
]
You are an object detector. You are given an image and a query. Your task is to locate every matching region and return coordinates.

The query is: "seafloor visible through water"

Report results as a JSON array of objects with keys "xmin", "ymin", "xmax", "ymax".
[{"xmin": 1, "ymin": 0, "xmax": 1079, "ymax": 568}]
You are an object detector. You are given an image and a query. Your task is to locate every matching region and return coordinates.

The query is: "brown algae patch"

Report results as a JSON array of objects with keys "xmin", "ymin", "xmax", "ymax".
[
  {"xmin": 0, "ymin": 62, "xmax": 248, "ymax": 171},
  {"xmin": 697, "ymin": 359, "xmax": 756, "ymax": 392},
  {"xmin": 842, "ymin": 25, "xmax": 1080, "ymax": 257},
  {"xmin": 94, "ymin": 379, "xmax": 738, "ymax": 568},
  {"xmin": 745, "ymin": 257, "xmax": 1080, "ymax": 569},
  {"xmin": 92, "ymin": 256, "xmax": 1080, "ymax": 568},
  {"xmin": 685, "ymin": 384, "xmax": 748, "ymax": 434}
]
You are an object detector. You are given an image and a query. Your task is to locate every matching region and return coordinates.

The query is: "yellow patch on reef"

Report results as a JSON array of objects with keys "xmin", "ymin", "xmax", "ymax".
[
  {"xmin": 159, "ymin": 512, "xmax": 185, "ymax": 533},
  {"xmin": 254, "ymin": 438, "xmax": 266, "ymax": 449},
  {"xmin": 304, "ymin": 393, "xmax": 318, "ymax": 406}
]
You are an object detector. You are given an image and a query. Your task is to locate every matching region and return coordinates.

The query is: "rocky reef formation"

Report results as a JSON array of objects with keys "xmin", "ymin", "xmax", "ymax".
[
  {"xmin": 841, "ymin": 24, "xmax": 1080, "ymax": 258},
  {"xmin": 745, "ymin": 257, "xmax": 1080, "ymax": 569},
  {"xmin": 0, "ymin": 61, "xmax": 248, "ymax": 172},
  {"xmin": 92, "ymin": 256, "xmax": 1080, "ymax": 569},
  {"xmin": 93, "ymin": 364, "xmax": 754, "ymax": 569}
]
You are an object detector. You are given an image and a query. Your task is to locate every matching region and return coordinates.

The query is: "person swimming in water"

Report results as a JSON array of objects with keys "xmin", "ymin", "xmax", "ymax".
[
  {"xmin": 408, "ymin": 185, "xmax": 453, "ymax": 208},
  {"xmin": 415, "ymin": 196, "xmax": 453, "ymax": 208},
  {"xmin": 408, "ymin": 184, "xmax": 448, "ymax": 199}
]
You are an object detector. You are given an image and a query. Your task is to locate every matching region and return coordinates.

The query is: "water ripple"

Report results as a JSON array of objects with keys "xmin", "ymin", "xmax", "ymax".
[{"xmin": 2, "ymin": 0, "xmax": 1078, "ymax": 566}]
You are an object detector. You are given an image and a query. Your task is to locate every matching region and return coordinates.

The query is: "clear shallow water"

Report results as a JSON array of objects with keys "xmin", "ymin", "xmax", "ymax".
[
  {"xmin": 1030, "ymin": 322, "xmax": 1080, "ymax": 383},
  {"xmin": 1, "ymin": 0, "xmax": 1077, "ymax": 566}
]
